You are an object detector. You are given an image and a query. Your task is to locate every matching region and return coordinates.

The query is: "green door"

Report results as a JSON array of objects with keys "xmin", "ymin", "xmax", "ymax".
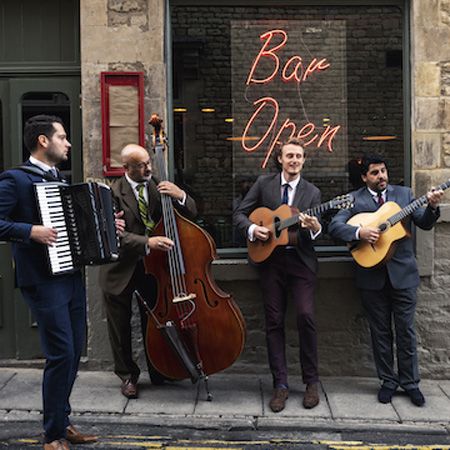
[{"xmin": 0, "ymin": 76, "xmax": 81, "ymax": 358}]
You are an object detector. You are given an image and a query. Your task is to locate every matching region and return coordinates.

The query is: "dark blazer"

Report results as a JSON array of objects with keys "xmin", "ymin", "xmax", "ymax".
[
  {"xmin": 328, "ymin": 184, "xmax": 440, "ymax": 290},
  {"xmin": 98, "ymin": 176, "xmax": 197, "ymax": 296},
  {"xmin": 233, "ymin": 173, "xmax": 321, "ymax": 274},
  {"xmin": 0, "ymin": 160, "xmax": 60, "ymax": 287}
]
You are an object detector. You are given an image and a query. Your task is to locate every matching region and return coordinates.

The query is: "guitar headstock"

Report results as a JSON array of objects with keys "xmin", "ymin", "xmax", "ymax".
[{"xmin": 330, "ymin": 193, "xmax": 354, "ymax": 210}]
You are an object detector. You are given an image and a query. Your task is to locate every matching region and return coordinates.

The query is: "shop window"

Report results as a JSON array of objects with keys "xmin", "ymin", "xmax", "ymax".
[{"xmin": 171, "ymin": 4, "xmax": 405, "ymax": 250}]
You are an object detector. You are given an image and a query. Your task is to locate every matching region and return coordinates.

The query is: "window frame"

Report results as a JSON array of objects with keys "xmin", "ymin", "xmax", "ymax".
[{"xmin": 166, "ymin": 0, "xmax": 411, "ymax": 257}]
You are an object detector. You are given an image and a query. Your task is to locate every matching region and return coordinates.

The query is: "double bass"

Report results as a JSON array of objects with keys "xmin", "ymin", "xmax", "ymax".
[{"xmin": 141, "ymin": 114, "xmax": 246, "ymax": 399}]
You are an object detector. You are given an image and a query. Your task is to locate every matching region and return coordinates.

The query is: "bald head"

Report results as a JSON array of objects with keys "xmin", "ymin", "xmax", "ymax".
[{"xmin": 121, "ymin": 144, "xmax": 152, "ymax": 182}]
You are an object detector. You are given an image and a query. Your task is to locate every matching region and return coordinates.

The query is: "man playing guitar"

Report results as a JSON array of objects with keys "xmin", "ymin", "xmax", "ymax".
[
  {"xmin": 234, "ymin": 138, "xmax": 322, "ymax": 412},
  {"xmin": 328, "ymin": 154, "xmax": 443, "ymax": 407}
]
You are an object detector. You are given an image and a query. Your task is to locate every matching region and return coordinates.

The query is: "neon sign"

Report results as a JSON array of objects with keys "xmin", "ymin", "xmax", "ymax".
[{"xmin": 241, "ymin": 29, "xmax": 341, "ymax": 168}]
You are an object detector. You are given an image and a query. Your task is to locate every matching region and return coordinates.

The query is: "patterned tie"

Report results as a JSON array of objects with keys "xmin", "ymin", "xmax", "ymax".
[
  {"xmin": 281, "ymin": 183, "xmax": 290, "ymax": 205},
  {"xmin": 137, "ymin": 184, "xmax": 155, "ymax": 235},
  {"xmin": 377, "ymin": 192, "xmax": 384, "ymax": 207}
]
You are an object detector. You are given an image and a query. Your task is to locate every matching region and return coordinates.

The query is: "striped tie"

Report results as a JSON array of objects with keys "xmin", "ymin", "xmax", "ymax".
[{"xmin": 137, "ymin": 184, "xmax": 155, "ymax": 235}]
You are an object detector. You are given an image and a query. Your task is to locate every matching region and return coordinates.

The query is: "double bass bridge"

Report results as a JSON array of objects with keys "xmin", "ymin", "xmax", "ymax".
[{"xmin": 173, "ymin": 293, "xmax": 197, "ymax": 304}]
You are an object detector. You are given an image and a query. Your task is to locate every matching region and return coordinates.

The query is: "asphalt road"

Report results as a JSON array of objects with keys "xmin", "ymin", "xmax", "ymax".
[{"xmin": 1, "ymin": 422, "xmax": 450, "ymax": 449}]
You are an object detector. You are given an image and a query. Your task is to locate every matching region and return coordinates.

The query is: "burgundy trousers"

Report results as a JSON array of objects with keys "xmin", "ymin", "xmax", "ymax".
[{"xmin": 257, "ymin": 248, "xmax": 319, "ymax": 387}]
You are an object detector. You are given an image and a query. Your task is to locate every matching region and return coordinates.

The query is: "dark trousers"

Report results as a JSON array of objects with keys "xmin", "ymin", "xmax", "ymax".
[
  {"xmin": 360, "ymin": 278, "xmax": 419, "ymax": 391},
  {"xmin": 21, "ymin": 272, "xmax": 86, "ymax": 443},
  {"xmin": 103, "ymin": 261, "xmax": 162, "ymax": 383},
  {"xmin": 258, "ymin": 249, "xmax": 319, "ymax": 388}
]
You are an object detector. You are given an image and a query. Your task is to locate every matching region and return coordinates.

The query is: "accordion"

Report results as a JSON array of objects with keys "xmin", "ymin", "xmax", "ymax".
[{"xmin": 34, "ymin": 181, "xmax": 120, "ymax": 275}]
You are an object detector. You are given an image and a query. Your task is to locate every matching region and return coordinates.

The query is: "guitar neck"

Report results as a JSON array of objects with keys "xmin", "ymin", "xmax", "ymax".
[
  {"xmin": 279, "ymin": 200, "xmax": 334, "ymax": 231},
  {"xmin": 388, "ymin": 180, "xmax": 450, "ymax": 226}
]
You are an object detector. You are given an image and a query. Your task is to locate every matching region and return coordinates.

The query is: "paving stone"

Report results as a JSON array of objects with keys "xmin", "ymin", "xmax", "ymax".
[
  {"xmin": 322, "ymin": 377, "xmax": 399, "ymax": 421},
  {"xmin": 125, "ymin": 379, "xmax": 197, "ymax": 415}
]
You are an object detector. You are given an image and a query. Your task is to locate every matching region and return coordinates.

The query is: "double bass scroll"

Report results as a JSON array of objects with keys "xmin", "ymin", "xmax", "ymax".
[{"xmin": 142, "ymin": 114, "xmax": 246, "ymax": 399}]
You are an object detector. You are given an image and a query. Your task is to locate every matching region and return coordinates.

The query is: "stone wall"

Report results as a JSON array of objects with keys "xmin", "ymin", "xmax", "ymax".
[
  {"xmin": 80, "ymin": 0, "xmax": 450, "ymax": 380},
  {"xmin": 80, "ymin": 0, "xmax": 167, "ymax": 364},
  {"xmin": 412, "ymin": 0, "xmax": 450, "ymax": 377}
]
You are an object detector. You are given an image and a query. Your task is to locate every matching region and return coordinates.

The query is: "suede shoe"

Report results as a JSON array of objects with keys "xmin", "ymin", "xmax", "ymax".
[
  {"xmin": 121, "ymin": 378, "xmax": 138, "ymax": 399},
  {"xmin": 303, "ymin": 383, "xmax": 320, "ymax": 409},
  {"xmin": 269, "ymin": 387, "xmax": 289, "ymax": 413},
  {"xmin": 66, "ymin": 425, "xmax": 97, "ymax": 444},
  {"xmin": 43, "ymin": 440, "xmax": 69, "ymax": 450},
  {"xmin": 378, "ymin": 385, "xmax": 396, "ymax": 404},
  {"xmin": 406, "ymin": 388, "xmax": 425, "ymax": 407}
]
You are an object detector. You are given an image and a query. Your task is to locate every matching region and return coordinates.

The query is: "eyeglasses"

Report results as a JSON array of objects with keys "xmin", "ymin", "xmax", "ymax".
[{"xmin": 129, "ymin": 160, "xmax": 152, "ymax": 170}]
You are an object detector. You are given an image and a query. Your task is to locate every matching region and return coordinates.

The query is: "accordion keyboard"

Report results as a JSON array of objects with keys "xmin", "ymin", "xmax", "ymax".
[{"xmin": 35, "ymin": 183, "xmax": 75, "ymax": 274}]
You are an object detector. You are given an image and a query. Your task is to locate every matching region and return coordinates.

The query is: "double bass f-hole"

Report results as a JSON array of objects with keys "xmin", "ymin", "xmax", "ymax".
[{"xmin": 142, "ymin": 114, "xmax": 246, "ymax": 401}]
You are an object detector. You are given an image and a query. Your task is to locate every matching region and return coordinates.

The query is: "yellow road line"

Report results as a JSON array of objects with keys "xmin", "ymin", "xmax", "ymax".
[
  {"xmin": 328, "ymin": 446, "xmax": 450, "ymax": 450},
  {"xmin": 104, "ymin": 441, "xmax": 163, "ymax": 448},
  {"xmin": 166, "ymin": 447, "xmax": 243, "ymax": 450}
]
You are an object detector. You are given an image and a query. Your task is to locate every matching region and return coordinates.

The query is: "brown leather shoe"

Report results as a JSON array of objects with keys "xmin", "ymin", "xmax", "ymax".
[
  {"xmin": 43, "ymin": 440, "xmax": 70, "ymax": 450},
  {"xmin": 121, "ymin": 378, "xmax": 138, "ymax": 399},
  {"xmin": 66, "ymin": 424, "xmax": 97, "ymax": 444},
  {"xmin": 303, "ymin": 383, "xmax": 320, "ymax": 409},
  {"xmin": 269, "ymin": 387, "xmax": 289, "ymax": 413}
]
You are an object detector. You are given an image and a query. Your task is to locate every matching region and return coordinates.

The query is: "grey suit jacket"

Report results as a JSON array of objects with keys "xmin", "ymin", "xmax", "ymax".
[
  {"xmin": 99, "ymin": 176, "xmax": 197, "ymax": 296},
  {"xmin": 233, "ymin": 173, "xmax": 321, "ymax": 274},
  {"xmin": 328, "ymin": 184, "xmax": 440, "ymax": 290}
]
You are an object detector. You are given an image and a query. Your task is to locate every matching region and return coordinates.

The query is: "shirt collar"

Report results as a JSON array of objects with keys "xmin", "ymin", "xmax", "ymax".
[
  {"xmin": 125, "ymin": 173, "xmax": 152, "ymax": 191},
  {"xmin": 29, "ymin": 155, "xmax": 54, "ymax": 172},
  {"xmin": 281, "ymin": 173, "xmax": 300, "ymax": 190},
  {"xmin": 367, "ymin": 186, "xmax": 387, "ymax": 197}
]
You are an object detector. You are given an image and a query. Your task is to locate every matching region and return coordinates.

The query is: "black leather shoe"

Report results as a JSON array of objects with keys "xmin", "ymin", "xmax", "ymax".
[
  {"xmin": 406, "ymin": 388, "xmax": 425, "ymax": 406},
  {"xmin": 378, "ymin": 385, "xmax": 396, "ymax": 403}
]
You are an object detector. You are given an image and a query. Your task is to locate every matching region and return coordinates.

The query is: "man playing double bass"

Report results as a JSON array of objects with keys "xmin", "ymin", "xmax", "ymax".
[
  {"xmin": 99, "ymin": 144, "xmax": 197, "ymax": 399},
  {"xmin": 234, "ymin": 138, "xmax": 322, "ymax": 412}
]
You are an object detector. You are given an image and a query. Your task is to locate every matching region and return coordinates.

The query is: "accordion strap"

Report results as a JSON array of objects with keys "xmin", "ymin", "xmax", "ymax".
[{"xmin": 15, "ymin": 165, "xmax": 58, "ymax": 182}]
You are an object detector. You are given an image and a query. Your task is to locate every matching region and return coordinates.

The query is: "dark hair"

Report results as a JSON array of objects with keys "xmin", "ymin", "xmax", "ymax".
[
  {"xmin": 360, "ymin": 154, "xmax": 387, "ymax": 175},
  {"xmin": 23, "ymin": 115, "xmax": 64, "ymax": 152},
  {"xmin": 272, "ymin": 137, "xmax": 306, "ymax": 171}
]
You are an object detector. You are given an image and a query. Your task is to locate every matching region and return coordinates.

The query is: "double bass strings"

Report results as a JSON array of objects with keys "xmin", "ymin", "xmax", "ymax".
[{"xmin": 155, "ymin": 145, "xmax": 193, "ymax": 325}]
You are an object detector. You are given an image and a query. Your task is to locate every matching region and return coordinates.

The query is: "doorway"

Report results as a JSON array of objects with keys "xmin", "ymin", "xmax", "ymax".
[{"xmin": 0, "ymin": 76, "xmax": 81, "ymax": 358}]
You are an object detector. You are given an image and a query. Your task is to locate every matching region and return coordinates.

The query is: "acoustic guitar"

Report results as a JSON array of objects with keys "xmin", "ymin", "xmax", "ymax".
[
  {"xmin": 347, "ymin": 180, "xmax": 450, "ymax": 268},
  {"xmin": 247, "ymin": 194, "xmax": 354, "ymax": 263}
]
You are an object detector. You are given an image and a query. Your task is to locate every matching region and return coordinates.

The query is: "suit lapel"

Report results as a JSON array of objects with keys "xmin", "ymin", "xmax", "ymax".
[
  {"xmin": 147, "ymin": 179, "xmax": 161, "ymax": 219},
  {"xmin": 386, "ymin": 184, "xmax": 395, "ymax": 203},
  {"xmin": 292, "ymin": 177, "xmax": 305, "ymax": 210},
  {"xmin": 119, "ymin": 178, "xmax": 141, "ymax": 222},
  {"xmin": 361, "ymin": 188, "xmax": 378, "ymax": 212},
  {"xmin": 268, "ymin": 174, "xmax": 282, "ymax": 208}
]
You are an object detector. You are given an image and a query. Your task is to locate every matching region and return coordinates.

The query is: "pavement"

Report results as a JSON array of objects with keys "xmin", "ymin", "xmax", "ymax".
[{"xmin": 0, "ymin": 367, "xmax": 450, "ymax": 437}]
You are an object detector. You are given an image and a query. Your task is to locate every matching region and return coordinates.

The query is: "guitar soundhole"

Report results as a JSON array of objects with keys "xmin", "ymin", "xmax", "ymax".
[
  {"xmin": 379, "ymin": 222, "xmax": 389, "ymax": 233},
  {"xmin": 274, "ymin": 216, "xmax": 282, "ymax": 238}
]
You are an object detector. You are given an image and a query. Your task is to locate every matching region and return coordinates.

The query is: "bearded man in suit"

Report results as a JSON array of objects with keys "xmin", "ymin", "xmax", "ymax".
[
  {"xmin": 328, "ymin": 154, "xmax": 443, "ymax": 406},
  {"xmin": 99, "ymin": 144, "xmax": 197, "ymax": 399},
  {"xmin": 234, "ymin": 138, "xmax": 322, "ymax": 412}
]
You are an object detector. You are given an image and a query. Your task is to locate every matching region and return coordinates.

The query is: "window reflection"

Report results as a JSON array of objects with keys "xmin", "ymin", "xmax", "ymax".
[{"xmin": 172, "ymin": 5, "xmax": 404, "ymax": 249}]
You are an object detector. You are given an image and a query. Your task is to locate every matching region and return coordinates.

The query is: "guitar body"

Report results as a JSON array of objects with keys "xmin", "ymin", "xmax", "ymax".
[
  {"xmin": 248, "ymin": 204, "xmax": 297, "ymax": 263},
  {"xmin": 347, "ymin": 201, "xmax": 409, "ymax": 268}
]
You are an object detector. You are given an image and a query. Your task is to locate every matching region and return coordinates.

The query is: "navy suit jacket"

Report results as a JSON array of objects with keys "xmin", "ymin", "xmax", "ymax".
[
  {"xmin": 328, "ymin": 184, "xmax": 440, "ymax": 290},
  {"xmin": 233, "ymin": 173, "xmax": 321, "ymax": 274},
  {"xmin": 0, "ymin": 160, "xmax": 61, "ymax": 287}
]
